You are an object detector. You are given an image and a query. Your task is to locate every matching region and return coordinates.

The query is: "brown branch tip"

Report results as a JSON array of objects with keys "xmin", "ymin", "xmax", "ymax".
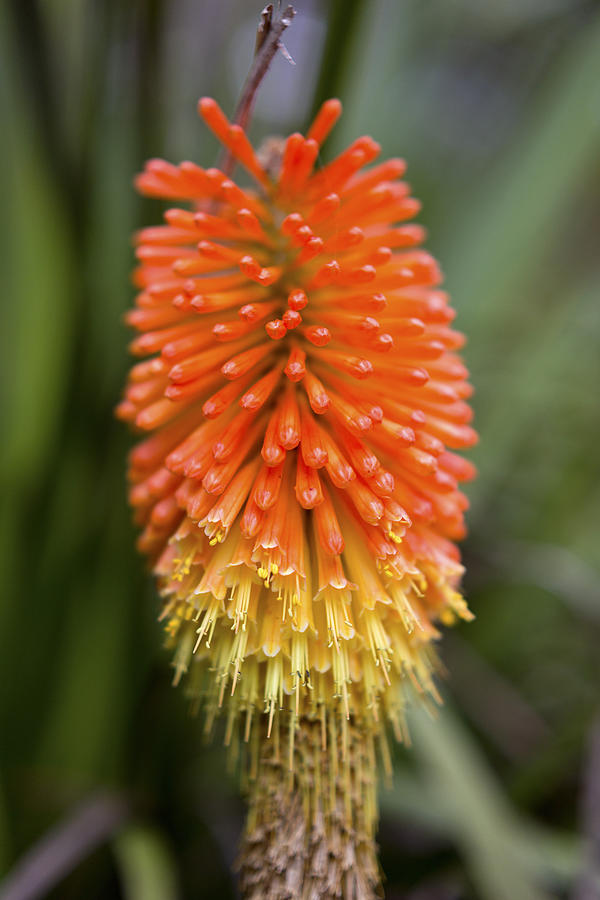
[{"xmin": 219, "ymin": 4, "xmax": 296, "ymax": 177}]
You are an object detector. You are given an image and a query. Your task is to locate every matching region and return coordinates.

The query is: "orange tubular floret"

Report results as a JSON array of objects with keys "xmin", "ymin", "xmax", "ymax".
[
  {"xmin": 277, "ymin": 387, "xmax": 301, "ymax": 450},
  {"xmin": 212, "ymin": 409, "xmax": 257, "ymax": 461},
  {"xmin": 204, "ymin": 458, "xmax": 261, "ymax": 535},
  {"xmin": 201, "ymin": 372, "xmax": 254, "ymax": 419},
  {"xmin": 278, "ymin": 133, "xmax": 307, "ymax": 193},
  {"xmin": 303, "ymin": 369, "xmax": 330, "ymax": 414},
  {"xmin": 221, "ymin": 344, "xmax": 271, "ymax": 380},
  {"xmin": 121, "ymin": 93, "xmax": 476, "ymax": 766},
  {"xmin": 253, "ymin": 462, "xmax": 284, "ymax": 510},
  {"xmin": 313, "ymin": 484, "xmax": 345, "ymax": 556},
  {"xmin": 306, "ymin": 99, "xmax": 343, "ymax": 147},
  {"xmin": 299, "ymin": 403, "xmax": 328, "ymax": 468},
  {"xmin": 261, "ymin": 413, "xmax": 286, "ymax": 468},
  {"xmin": 239, "ymin": 367, "xmax": 282, "ymax": 410},
  {"xmin": 284, "ymin": 347, "xmax": 306, "ymax": 382},
  {"xmin": 295, "ymin": 456, "xmax": 324, "ymax": 510}
]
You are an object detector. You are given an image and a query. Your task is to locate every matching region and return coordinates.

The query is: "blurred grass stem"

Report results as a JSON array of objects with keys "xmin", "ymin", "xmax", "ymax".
[{"xmin": 0, "ymin": 791, "xmax": 129, "ymax": 900}]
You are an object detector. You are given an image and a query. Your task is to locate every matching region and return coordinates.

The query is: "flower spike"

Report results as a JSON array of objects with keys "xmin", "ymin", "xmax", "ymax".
[{"xmin": 121, "ymin": 94, "xmax": 477, "ymax": 899}]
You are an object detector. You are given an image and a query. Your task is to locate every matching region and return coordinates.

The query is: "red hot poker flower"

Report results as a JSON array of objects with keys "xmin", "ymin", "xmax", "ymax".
[{"xmin": 119, "ymin": 99, "xmax": 477, "ymax": 888}]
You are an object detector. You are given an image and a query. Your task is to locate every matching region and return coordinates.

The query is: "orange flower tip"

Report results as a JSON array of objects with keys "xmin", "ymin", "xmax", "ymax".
[
  {"xmin": 115, "ymin": 401, "xmax": 134, "ymax": 421},
  {"xmin": 288, "ymin": 289, "xmax": 308, "ymax": 311},
  {"xmin": 198, "ymin": 96, "xmax": 222, "ymax": 123},
  {"xmin": 211, "ymin": 441, "xmax": 227, "ymax": 462},
  {"xmin": 306, "ymin": 98, "xmax": 343, "ymax": 146},
  {"xmin": 305, "ymin": 326, "xmax": 331, "ymax": 347},
  {"xmin": 284, "ymin": 349, "xmax": 306, "ymax": 382},
  {"xmin": 239, "ymin": 255, "xmax": 259, "ymax": 274},
  {"xmin": 408, "ymin": 407, "xmax": 427, "ymax": 426},
  {"xmin": 296, "ymin": 485, "xmax": 322, "ymax": 509},
  {"xmin": 236, "ymin": 304, "xmax": 257, "ymax": 322},
  {"xmin": 282, "ymin": 310, "xmax": 302, "ymax": 330},
  {"xmin": 373, "ymin": 471, "xmax": 395, "ymax": 494},
  {"xmin": 279, "ymin": 429, "xmax": 300, "ymax": 451},
  {"xmin": 375, "ymin": 333, "xmax": 394, "ymax": 352},
  {"xmin": 461, "ymin": 428, "xmax": 479, "ymax": 449},
  {"xmin": 392, "ymin": 507, "xmax": 412, "ymax": 528},
  {"xmin": 236, "ymin": 207, "xmax": 256, "ymax": 224},
  {"xmin": 164, "ymin": 385, "xmax": 184, "ymax": 400},
  {"xmin": 220, "ymin": 362, "xmax": 237, "ymax": 379},
  {"xmin": 398, "ymin": 318, "xmax": 425, "ymax": 337},
  {"xmin": 442, "ymin": 453, "xmax": 478, "ymax": 481},
  {"xmin": 387, "ymin": 157, "xmax": 407, "ymax": 179},
  {"xmin": 240, "ymin": 394, "xmax": 259, "ymax": 410},
  {"xmin": 360, "ymin": 317, "xmax": 380, "ymax": 334},
  {"xmin": 284, "ymin": 366, "xmax": 304, "ymax": 384},
  {"xmin": 254, "ymin": 493, "xmax": 273, "ymax": 511},
  {"xmin": 303, "ymin": 446, "xmax": 328, "ymax": 468},
  {"xmin": 262, "ymin": 445, "xmax": 286, "ymax": 467},
  {"xmin": 128, "ymin": 335, "xmax": 148, "ymax": 355},
  {"xmin": 309, "ymin": 395, "xmax": 329, "ymax": 415},
  {"xmin": 341, "ymin": 227, "xmax": 364, "ymax": 249},
  {"xmin": 404, "ymin": 366, "xmax": 429, "ymax": 386},
  {"xmin": 281, "ymin": 213, "xmax": 304, "ymax": 236},
  {"xmin": 323, "ymin": 98, "xmax": 343, "ymax": 115},
  {"xmin": 212, "ymin": 322, "xmax": 230, "ymax": 341},
  {"xmin": 361, "ymin": 137, "xmax": 381, "ymax": 157},
  {"xmin": 202, "ymin": 471, "xmax": 222, "ymax": 495},
  {"xmin": 190, "ymin": 295, "xmax": 210, "ymax": 312},
  {"xmin": 241, "ymin": 508, "xmax": 262, "ymax": 539},
  {"xmin": 239, "ymin": 256, "xmax": 279, "ymax": 286},
  {"xmin": 135, "ymin": 403, "xmax": 170, "ymax": 430},
  {"xmin": 162, "ymin": 208, "xmax": 185, "ymax": 226},
  {"xmin": 197, "ymin": 240, "xmax": 217, "ymax": 258},
  {"xmin": 124, "ymin": 309, "xmax": 142, "ymax": 328},
  {"xmin": 368, "ymin": 293, "xmax": 387, "ymax": 312},
  {"xmin": 350, "ymin": 265, "xmax": 377, "ymax": 285},
  {"xmin": 407, "ymin": 222, "xmax": 426, "ymax": 242},
  {"xmin": 326, "ymin": 534, "xmax": 345, "ymax": 556},
  {"xmin": 372, "ymin": 247, "xmax": 393, "ymax": 266},
  {"xmin": 265, "ymin": 319, "xmax": 287, "ymax": 340},
  {"xmin": 312, "ymin": 260, "xmax": 340, "ymax": 287},
  {"xmin": 389, "ymin": 424, "xmax": 416, "ymax": 445},
  {"xmin": 166, "ymin": 361, "xmax": 185, "ymax": 382},
  {"xmin": 202, "ymin": 399, "xmax": 222, "ymax": 418},
  {"xmin": 144, "ymin": 158, "xmax": 169, "ymax": 174},
  {"xmin": 348, "ymin": 358, "xmax": 373, "ymax": 379},
  {"xmin": 296, "ymin": 225, "xmax": 313, "ymax": 242},
  {"xmin": 343, "ymin": 412, "xmax": 371, "ymax": 433},
  {"xmin": 212, "ymin": 322, "xmax": 237, "ymax": 340},
  {"xmin": 298, "ymin": 237, "xmax": 324, "ymax": 262}
]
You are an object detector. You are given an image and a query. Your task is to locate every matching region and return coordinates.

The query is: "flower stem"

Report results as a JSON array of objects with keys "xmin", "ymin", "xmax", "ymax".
[
  {"xmin": 218, "ymin": 4, "xmax": 296, "ymax": 178},
  {"xmin": 237, "ymin": 717, "xmax": 382, "ymax": 900}
]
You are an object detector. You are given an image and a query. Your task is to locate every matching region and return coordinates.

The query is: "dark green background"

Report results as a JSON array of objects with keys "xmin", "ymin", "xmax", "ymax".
[{"xmin": 1, "ymin": 1, "xmax": 599, "ymax": 897}]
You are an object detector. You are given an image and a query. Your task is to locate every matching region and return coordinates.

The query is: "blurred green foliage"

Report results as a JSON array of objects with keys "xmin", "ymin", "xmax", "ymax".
[{"xmin": 1, "ymin": 1, "xmax": 599, "ymax": 897}]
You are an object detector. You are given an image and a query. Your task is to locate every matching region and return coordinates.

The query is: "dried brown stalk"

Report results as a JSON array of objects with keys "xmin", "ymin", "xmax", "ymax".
[
  {"xmin": 218, "ymin": 4, "xmax": 296, "ymax": 178},
  {"xmin": 238, "ymin": 717, "xmax": 383, "ymax": 900}
]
